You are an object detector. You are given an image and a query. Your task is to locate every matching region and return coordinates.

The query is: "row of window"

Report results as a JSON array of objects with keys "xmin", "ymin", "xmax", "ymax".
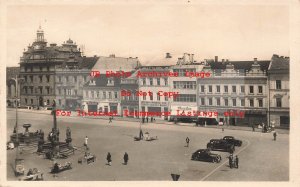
[
  {"xmin": 23, "ymin": 86, "xmax": 51, "ymax": 94},
  {"xmin": 84, "ymin": 90, "xmax": 119, "ymax": 99},
  {"xmin": 141, "ymin": 78, "xmax": 168, "ymax": 86},
  {"xmin": 57, "ymin": 89, "xmax": 77, "ymax": 96},
  {"xmin": 122, "ymin": 95, "xmax": 139, "ymax": 101},
  {"xmin": 24, "ymin": 66, "xmax": 50, "ymax": 72},
  {"xmin": 173, "ymin": 81, "xmax": 196, "ymax": 89},
  {"xmin": 141, "ymin": 94, "xmax": 169, "ymax": 101},
  {"xmin": 173, "ymin": 68, "xmax": 196, "ymax": 76},
  {"xmin": 199, "ymin": 97, "xmax": 283, "ymax": 108},
  {"xmin": 174, "ymin": 94, "xmax": 196, "ymax": 102},
  {"xmin": 199, "ymin": 97, "xmax": 265, "ymax": 107},
  {"xmin": 56, "ymin": 75, "xmax": 89, "ymax": 83},
  {"xmin": 23, "ymin": 75, "xmax": 51, "ymax": 83},
  {"xmin": 199, "ymin": 85, "xmax": 264, "ymax": 94},
  {"xmin": 24, "ymin": 98, "xmax": 50, "ymax": 105}
]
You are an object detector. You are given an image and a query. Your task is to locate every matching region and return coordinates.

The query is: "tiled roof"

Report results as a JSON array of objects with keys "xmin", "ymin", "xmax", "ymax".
[
  {"xmin": 78, "ymin": 56, "xmax": 99, "ymax": 69},
  {"xmin": 92, "ymin": 56, "xmax": 141, "ymax": 73},
  {"xmin": 268, "ymin": 54, "xmax": 289, "ymax": 71},
  {"xmin": 83, "ymin": 74, "xmax": 122, "ymax": 88},
  {"xmin": 207, "ymin": 60, "xmax": 270, "ymax": 71}
]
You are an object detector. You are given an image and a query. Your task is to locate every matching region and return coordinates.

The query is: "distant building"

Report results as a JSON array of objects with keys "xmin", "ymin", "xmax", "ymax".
[
  {"xmin": 82, "ymin": 55, "xmax": 141, "ymax": 114},
  {"xmin": 82, "ymin": 74, "xmax": 121, "ymax": 114},
  {"xmin": 137, "ymin": 65, "xmax": 171, "ymax": 120},
  {"xmin": 18, "ymin": 26, "xmax": 98, "ymax": 109},
  {"xmin": 55, "ymin": 56, "xmax": 98, "ymax": 110},
  {"xmin": 6, "ymin": 67, "xmax": 20, "ymax": 107},
  {"xmin": 169, "ymin": 53, "xmax": 203, "ymax": 121},
  {"xmin": 19, "ymin": 26, "xmax": 82, "ymax": 107},
  {"xmin": 268, "ymin": 54, "xmax": 290, "ymax": 128},
  {"xmin": 199, "ymin": 58, "xmax": 270, "ymax": 126},
  {"xmin": 120, "ymin": 71, "xmax": 139, "ymax": 118},
  {"xmin": 92, "ymin": 54, "xmax": 141, "ymax": 74}
]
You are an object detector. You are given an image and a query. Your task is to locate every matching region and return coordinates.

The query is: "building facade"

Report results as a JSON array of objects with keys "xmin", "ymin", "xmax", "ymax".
[
  {"xmin": 268, "ymin": 55, "xmax": 290, "ymax": 128},
  {"xmin": 198, "ymin": 58, "xmax": 270, "ymax": 126},
  {"xmin": 137, "ymin": 66, "xmax": 171, "ymax": 120},
  {"xmin": 55, "ymin": 56, "xmax": 98, "ymax": 110},
  {"xmin": 169, "ymin": 53, "xmax": 204, "ymax": 122},
  {"xmin": 82, "ymin": 55, "xmax": 141, "ymax": 115},
  {"xmin": 19, "ymin": 26, "xmax": 84, "ymax": 108},
  {"xmin": 82, "ymin": 75, "xmax": 122, "ymax": 114},
  {"xmin": 120, "ymin": 72, "xmax": 139, "ymax": 118},
  {"xmin": 18, "ymin": 26, "xmax": 99, "ymax": 109}
]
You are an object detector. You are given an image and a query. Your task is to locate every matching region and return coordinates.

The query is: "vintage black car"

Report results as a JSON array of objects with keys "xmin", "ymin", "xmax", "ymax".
[
  {"xmin": 207, "ymin": 139, "xmax": 235, "ymax": 153},
  {"xmin": 191, "ymin": 149, "xmax": 221, "ymax": 163},
  {"xmin": 222, "ymin": 136, "xmax": 242, "ymax": 147}
]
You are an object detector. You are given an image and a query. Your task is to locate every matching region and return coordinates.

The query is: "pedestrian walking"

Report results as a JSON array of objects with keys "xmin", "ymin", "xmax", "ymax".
[
  {"xmin": 142, "ymin": 117, "xmax": 145, "ymax": 123},
  {"xmin": 273, "ymin": 131, "xmax": 277, "ymax": 141},
  {"xmin": 109, "ymin": 116, "xmax": 112, "ymax": 123},
  {"xmin": 235, "ymin": 155, "xmax": 239, "ymax": 168},
  {"xmin": 252, "ymin": 124, "xmax": 255, "ymax": 132},
  {"xmin": 146, "ymin": 117, "xmax": 149, "ymax": 123},
  {"xmin": 107, "ymin": 152, "xmax": 112, "ymax": 166},
  {"xmin": 261, "ymin": 123, "xmax": 265, "ymax": 133},
  {"xmin": 229, "ymin": 154, "xmax": 233, "ymax": 169},
  {"xmin": 123, "ymin": 152, "xmax": 129, "ymax": 165},
  {"xmin": 151, "ymin": 117, "xmax": 153, "ymax": 122},
  {"xmin": 139, "ymin": 129, "xmax": 144, "ymax": 140},
  {"xmin": 84, "ymin": 136, "xmax": 88, "ymax": 150},
  {"xmin": 186, "ymin": 137, "xmax": 190, "ymax": 147}
]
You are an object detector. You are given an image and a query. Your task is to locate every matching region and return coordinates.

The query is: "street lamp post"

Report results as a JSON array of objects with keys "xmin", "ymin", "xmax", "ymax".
[{"xmin": 10, "ymin": 75, "xmax": 24, "ymax": 159}]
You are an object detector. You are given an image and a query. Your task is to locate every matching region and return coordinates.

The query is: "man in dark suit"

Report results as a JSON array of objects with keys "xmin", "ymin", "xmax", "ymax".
[{"xmin": 186, "ymin": 137, "xmax": 190, "ymax": 147}]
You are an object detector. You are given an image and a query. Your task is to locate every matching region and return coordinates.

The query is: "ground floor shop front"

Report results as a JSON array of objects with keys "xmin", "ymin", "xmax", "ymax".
[
  {"xmin": 82, "ymin": 101, "xmax": 121, "ymax": 115},
  {"xmin": 140, "ymin": 101, "xmax": 169, "ymax": 120}
]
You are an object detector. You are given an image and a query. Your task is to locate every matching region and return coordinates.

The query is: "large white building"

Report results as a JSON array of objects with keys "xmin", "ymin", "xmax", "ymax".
[
  {"xmin": 169, "ymin": 53, "xmax": 204, "ymax": 121},
  {"xmin": 197, "ymin": 58, "xmax": 270, "ymax": 126},
  {"xmin": 137, "ymin": 65, "xmax": 171, "ymax": 120}
]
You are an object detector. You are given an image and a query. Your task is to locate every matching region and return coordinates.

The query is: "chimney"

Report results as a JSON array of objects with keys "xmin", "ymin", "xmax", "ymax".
[
  {"xmin": 254, "ymin": 58, "xmax": 258, "ymax": 64},
  {"xmin": 190, "ymin": 54, "xmax": 194, "ymax": 63},
  {"xmin": 183, "ymin": 53, "xmax": 188, "ymax": 63},
  {"xmin": 165, "ymin": 53, "xmax": 172, "ymax": 58},
  {"xmin": 215, "ymin": 56, "xmax": 218, "ymax": 62}
]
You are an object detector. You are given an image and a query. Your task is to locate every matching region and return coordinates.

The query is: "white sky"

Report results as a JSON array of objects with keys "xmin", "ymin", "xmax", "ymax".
[{"xmin": 6, "ymin": 3, "xmax": 289, "ymax": 66}]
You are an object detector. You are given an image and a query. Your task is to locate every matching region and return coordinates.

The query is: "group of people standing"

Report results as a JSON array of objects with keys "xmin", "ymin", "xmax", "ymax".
[
  {"xmin": 83, "ymin": 136, "xmax": 129, "ymax": 166},
  {"xmin": 142, "ymin": 117, "xmax": 155, "ymax": 123},
  {"xmin": 252, "ymin": 122, "xmax": 278, "ymax": 141},
  {"xmin": 228, "ymin": 154, "xmax": 239, "ymax": 169},
  {"xmin": 106, "ymin": 152, "xmax": 129, "ymax": 166}
]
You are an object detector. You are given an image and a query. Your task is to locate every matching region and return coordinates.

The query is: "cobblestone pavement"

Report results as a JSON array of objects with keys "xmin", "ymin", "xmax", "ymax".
[{"xmin": 6, "ymin": 109, "xmax": 289, "ymax": 181}]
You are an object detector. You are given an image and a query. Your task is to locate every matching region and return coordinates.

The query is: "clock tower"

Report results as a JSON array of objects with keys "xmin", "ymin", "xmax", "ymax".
[{"xmin": 33, "ymin": 25, "xmax": 47, "ymax": 49}]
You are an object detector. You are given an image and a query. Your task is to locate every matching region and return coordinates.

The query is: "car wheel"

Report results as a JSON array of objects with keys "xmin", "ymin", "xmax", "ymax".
[{"xmin": 212, "ymin": 158, "xmax": 215, "ymax": 163}]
